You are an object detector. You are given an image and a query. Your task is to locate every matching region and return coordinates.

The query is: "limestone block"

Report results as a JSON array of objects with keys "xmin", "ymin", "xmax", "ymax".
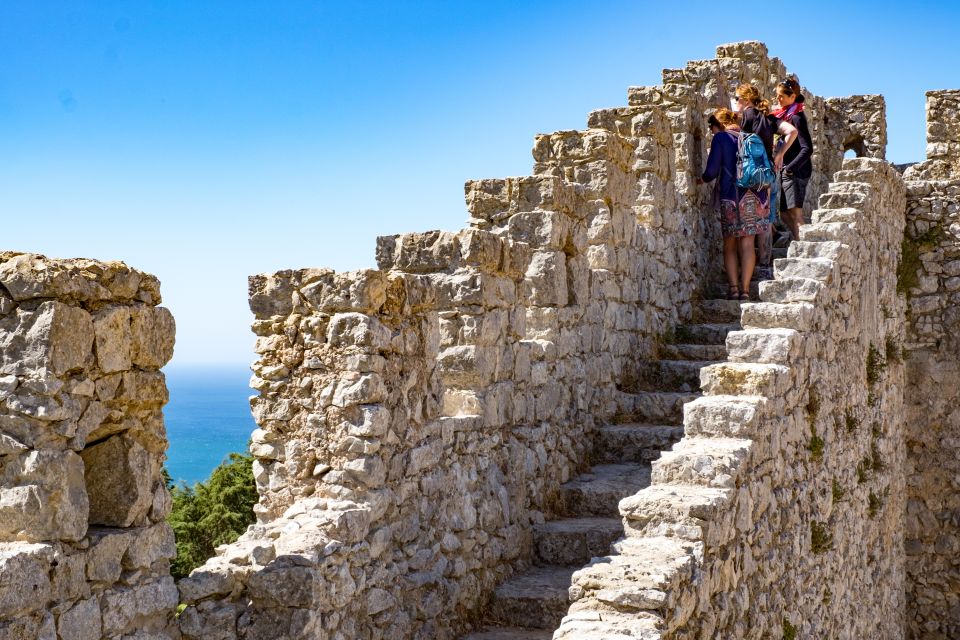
[
  {"xmin": 56, "ymin": 597, "xmax": 101, "ymax": 640},
  {"xmin": 774, "ymin": 257, "xmax": 836, "ymax": 284},
  {"xmin": 0, "ymin": 254, "xmax": 111, "ymax": 303},
  {"xmin": 81, "ymin": 434, "xmax": 154, "ymax": 527},
  {"xmin": 93, "ymin": 306, "xmax": 132, "ymax": 373},
  {"xmin": 700, "ymin": 362, "xmax": 792, "ymax": 397},
  {"xmin": 301, "ymin": 269, "xmax": 387, "ymax": 313},
  {"xmin": 725, "ymin": 328, "xmax": 803, "ymax": 364},
  {"xmin": 246, "ymin": 563, "xmax": 322, "ymax": 608},
  {"xmin": 100, "ymin": 577, "xmax": 178, "ymax": 635},
  {"xmin": 651, "ymin": 437, "xmax": 753, "ymax": 487},
  {"xmin": 179, "ymin": 602, "xmax": 238, "ymax": 640},
  {"xmin": 326, "ymin": 312, "xmax": 392, "ymax": 350},
  {"xmin": 178, "ymin": 565, "xmax": 239, "ymax": 603},
  {"xmin": 113, "ymin": 370, "xmax": 169, "ymax": 409},
  {"xmin": 507, "ymin": 210, "xmax": 570, "ymax": 249},
  {"xmin": 458, "ymin": 229, "xmax": 503, "ymax": 270},
  {"xmin": 683, "ymin": 395, "xmax": 767, "ymax": 439},
  {"xmin": 0, "ymin": 301, "xmax": 94, "ymax": 376},
  {"xmin": 0, "ymin": 450, "xmax": 88, "ymax": 542},
  {"xmin": 436, "ymin": 345, "xmax": 495, "ymax": 387},
  {"xmin": 123, "ymin": 522, "xmax": 176, "ymax": 569},
  {"xmin": 758, "ymin": 277, "xmax": 824, "ymax": 304},
  {"xmin": 376, "ymin": 230, "xmax": 459, "ymax": 273},
  {"xmin": 524, "ymin": 251, "xmax": 568, "ymax": 307},
  {"xmin": 740, "ymin": 302, "xmax": 815, "ymax": 331},
  {"xmin": 0, "ymin": 543, "xmax": 54, "ymax": 618},
  {"xmin": 248, "ymin": 271, "xmax": 297, "ymax": 319},
  {"xmin": 130, "ymin": 306, "xmax": 175, "ymax": 368}
]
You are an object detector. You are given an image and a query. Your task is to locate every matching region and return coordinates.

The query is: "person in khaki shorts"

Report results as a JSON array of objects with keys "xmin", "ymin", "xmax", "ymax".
[{"xmin": 770, "ymin": 76, "xmax": 813, "ymax": 243}]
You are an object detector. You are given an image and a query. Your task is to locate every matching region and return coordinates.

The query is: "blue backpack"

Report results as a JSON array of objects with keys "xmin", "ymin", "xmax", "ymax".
[{"xmin": 736, "ymin": 132, "xmax": 775, "ymax": 190}]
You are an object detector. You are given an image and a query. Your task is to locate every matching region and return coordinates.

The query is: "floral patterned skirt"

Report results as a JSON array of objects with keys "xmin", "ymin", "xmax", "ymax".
[{"xmin": 717, "ymin": 188, "xmax": 771, "ymax": 238}]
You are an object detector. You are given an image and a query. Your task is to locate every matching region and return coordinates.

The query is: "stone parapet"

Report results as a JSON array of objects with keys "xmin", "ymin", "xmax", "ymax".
[
  {"xmin": 0, "ymin": 253, "xmax": 178, "ymax": 638},
  {"xmin": 555, "ymin": 158, "xmax": 908, "ymax": 638}
]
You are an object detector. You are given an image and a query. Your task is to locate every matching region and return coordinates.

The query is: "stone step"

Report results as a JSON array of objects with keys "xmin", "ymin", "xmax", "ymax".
[
  {"xmin": 692, "ymin": 299, "xmax": 742, "ymax": 323},
  {"xmin": 674, "ymin": 322, "xmax": 740, "ymax": 345},
  {"xmin": 628, "ymin": 359, "xmax": 718, "ymax": 393},
  {"xmin": 534, "ymin": 517, "xmax": 623, "ymax": 566},
  {"xmin": 651, "ymin": 437, "xmax": 753, "ymax": 487},
  {"xmin": 461, "ymin": 628, "xmax": 553, "ymax": 640},
  {"xmin": 486, "ymin": 565, "xmax": 575, "ymax": 630},
  {"xmin": 558, "ymin": 463, "xmax": 652, "ymax": 517},
  {"xmin": 616, "ymin": 390, "xmax": 700, "ymax": 424},
  {"xmin": 657, "ymin": 342, "xmax": 727, "ymax": 362},
  {"xmin": 706, "ymin": 281, "xmax": 760, "ymax": 300},
  {"xmin": 594, "ymin": 423, "xmax": 684, "ymax": 464}
]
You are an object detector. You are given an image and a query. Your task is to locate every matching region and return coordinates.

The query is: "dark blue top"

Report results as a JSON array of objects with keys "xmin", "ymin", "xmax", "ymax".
[{"xmin": 702, "ymin": 130, "xmax": 738, "ymax": 201}]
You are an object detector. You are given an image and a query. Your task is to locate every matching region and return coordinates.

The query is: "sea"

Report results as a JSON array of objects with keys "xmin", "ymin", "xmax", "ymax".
[{"xmin": 163, "ymin": 364, "xmax": 258, "ymax": 487}]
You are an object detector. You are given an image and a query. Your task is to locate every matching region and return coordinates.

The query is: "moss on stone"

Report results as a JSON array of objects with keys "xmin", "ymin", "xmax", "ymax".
[
  {"xmin": 808, "ymin": 425, "xmax": 825, "ymax": 461},
  {"xmin": 866, "ymin": 344, "xmax": 885, "ymax": 387},
  {"xmin": 782, "ymin": 618, "xmax": 798, "ymax": 640},
  {"xmin": 897, "ymin": 224, "xmax": 946, "ymax": 294},
  {"xmin": 811, "ymin": 520, "xmax": 834, "ymax": 553},
  {"xmin": 832, "ymin": 479, "xmax": 846, "ymax": 503}
]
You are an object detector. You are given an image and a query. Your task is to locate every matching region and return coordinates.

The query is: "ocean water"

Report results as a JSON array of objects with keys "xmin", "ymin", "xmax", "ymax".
[{"xmin": 163, "ymin": 364, "xmax": 257, "ymax": 487}]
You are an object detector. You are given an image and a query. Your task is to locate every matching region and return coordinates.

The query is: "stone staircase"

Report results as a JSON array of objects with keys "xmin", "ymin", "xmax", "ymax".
[{"xmin": 460, "ymin": 297, "xmax": 742, "ymax": 640}]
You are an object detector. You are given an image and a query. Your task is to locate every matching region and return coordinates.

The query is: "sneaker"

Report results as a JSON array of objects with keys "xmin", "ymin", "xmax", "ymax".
[{"xmin": 757, "ymin": 265, "xmax": 774, "ymax": 281}]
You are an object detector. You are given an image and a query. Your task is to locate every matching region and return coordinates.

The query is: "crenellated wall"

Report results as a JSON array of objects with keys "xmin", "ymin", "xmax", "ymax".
[
  {"xmin": 0, "ymin": 253, "xmax": 178, "ymax": 639},
  {"xmin": 174, "ymin": 41, "xmax": 880, "ymax": 640},
  {"xmin": 6, "ymin": 40, "xmax": 958, "ymax": 640},
  {"xmin": 557, "ymin": 157, "xmax": 908, "ymax": 639}
]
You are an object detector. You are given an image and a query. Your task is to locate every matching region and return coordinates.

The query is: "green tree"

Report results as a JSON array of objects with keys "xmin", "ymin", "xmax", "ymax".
[{"xmin": 167, "ymin": 452, "xmax": 259, "ymax": 579}]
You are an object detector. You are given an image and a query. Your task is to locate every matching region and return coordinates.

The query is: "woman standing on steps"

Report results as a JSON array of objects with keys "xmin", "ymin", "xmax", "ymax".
[
  {"xmin": 734, "ymin": 83, "xmax": 798, "ymax": 280},
  {"xmin": 770, "ymin": 76, "xmax": 813, "ymax": 244},
  {"xmin": 698, "ymin": 108, "xmax": 771, "ymax": 301}
]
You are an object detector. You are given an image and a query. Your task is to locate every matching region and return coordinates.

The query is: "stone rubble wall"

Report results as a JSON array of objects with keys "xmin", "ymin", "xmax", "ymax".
[
  {"xmin": 825, "ymin": 94, "xmax": 887, "ymax": 159},
  {"xmin": 176, "ymin": 42, "xmax": 865, "ymax": 640},
  {"xmin": 900, "ymin": 91, "xmax": 960, "ymax": 639},
  {"xmin": 556, "ymin": 157, "xmax": 908, "ymax": 639},
  {"xmin": 923, "ymin": 90, "xmax": 960, "ymax": 176},
  {"xmin": 0, "ymin": 253, "xmax": 178, "ymax": 639}
]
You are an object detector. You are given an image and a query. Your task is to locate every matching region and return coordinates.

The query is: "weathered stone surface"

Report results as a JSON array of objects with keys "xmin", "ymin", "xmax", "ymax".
[
  {"xmin": 57, "ymin": 597, "xmax": 102, "ymax": 640},
  {"xmin": 81, "ymin": 434, "xmax": 154, "ymax": 527}
]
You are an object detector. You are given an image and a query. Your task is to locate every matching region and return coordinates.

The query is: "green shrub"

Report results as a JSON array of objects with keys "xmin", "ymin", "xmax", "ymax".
[{"xmin": 167, "ymin": 452, "xmax": 258, "ymax": 579}]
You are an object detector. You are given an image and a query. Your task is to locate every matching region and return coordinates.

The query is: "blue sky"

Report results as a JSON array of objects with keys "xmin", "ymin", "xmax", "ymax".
[{"xmin": 2, "ymin": 1, "xmax": 957, "ymax": 364}]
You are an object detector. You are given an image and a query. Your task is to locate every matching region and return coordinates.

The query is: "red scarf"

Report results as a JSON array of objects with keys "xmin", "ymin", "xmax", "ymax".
[{"xmin": 770, "ymin": 101, "xmax": 804, "ymax": 121}]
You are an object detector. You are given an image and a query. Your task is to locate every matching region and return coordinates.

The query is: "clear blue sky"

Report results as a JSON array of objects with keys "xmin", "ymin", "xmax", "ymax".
[{"xmin": 2, "ymin": 1, "xmax": 957, "ymax": 364}]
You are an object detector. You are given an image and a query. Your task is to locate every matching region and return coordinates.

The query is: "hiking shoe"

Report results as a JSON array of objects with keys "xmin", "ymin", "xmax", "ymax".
[{"xmin": 757, "ymin": 265, "xmax": 774, "ymax": 281}]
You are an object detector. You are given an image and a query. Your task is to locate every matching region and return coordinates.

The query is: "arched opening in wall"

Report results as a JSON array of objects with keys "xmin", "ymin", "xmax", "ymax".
[{"xmin": 843, "ymin": 134, "xmax": 867, "ymax": 159}]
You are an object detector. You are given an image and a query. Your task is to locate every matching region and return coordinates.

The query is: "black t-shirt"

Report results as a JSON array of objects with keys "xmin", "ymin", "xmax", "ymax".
[
  {"xmin": 780, "ymin": 110, "xmax": 813, "ymax": 178},
  {"xmin": 740, "ymin": 107, "xmax": 778, "ymax": 160}
]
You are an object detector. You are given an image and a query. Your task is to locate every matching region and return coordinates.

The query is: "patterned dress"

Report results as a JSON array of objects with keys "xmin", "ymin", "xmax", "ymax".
[{"xmin": 702, "ymin": 130, "xmax": 772, "ymax": 238}]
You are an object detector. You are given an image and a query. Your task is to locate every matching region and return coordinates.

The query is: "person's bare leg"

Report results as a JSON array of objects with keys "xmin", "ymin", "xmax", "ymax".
[
  {"xmin": 738, "ymin": 235, "xmax": 757, "ymax": 295},
  {"xmin": 784, "ymin": 207, "xmax": 804, "ymax": 241},
  {"xmin": 757, "ymin": 225, "xmax": 772, "ymax": 274},
  {"xmin": 723, "ymin": 237, "xmax": 739, "ymax": 290}
]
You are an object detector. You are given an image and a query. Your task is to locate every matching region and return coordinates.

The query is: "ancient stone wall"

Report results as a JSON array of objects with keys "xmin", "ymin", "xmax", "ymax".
[
  {"xmin": 556, "ymin": 157, "xmax": 908, "ymax": 638},
  {"xmin": 0, "ymin": 253, "xmax": 178, "ymax": 639},
  {"xmin": 176, "ymin": 42, "xmax": 868, "ymax": 640},
  {"xmin": 900, "ymin": 91, "xmax": 960, "ymax": 639}
]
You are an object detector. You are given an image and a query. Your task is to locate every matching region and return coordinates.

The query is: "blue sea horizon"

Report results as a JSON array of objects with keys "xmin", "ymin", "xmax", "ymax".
[{"xmin": 163, "ymin": 363, "xmax": 257, "ymax": 487}]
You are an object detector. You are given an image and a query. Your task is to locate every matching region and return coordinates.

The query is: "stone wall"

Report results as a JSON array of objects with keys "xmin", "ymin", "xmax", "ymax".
[
  {"xmin": 555, "ymin": 158, "xmax": 908, "ymax": 638},
  {"xmin": 0, "ymin": 253, "xmax": 178, "ymax": 639},
  {"xmin": 900, "ymin": 91, "xmax": 960, "ymax": 639},
  {"xmin": 177, "ymin": 42, "xmax": 867, "ymax": 640}
]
